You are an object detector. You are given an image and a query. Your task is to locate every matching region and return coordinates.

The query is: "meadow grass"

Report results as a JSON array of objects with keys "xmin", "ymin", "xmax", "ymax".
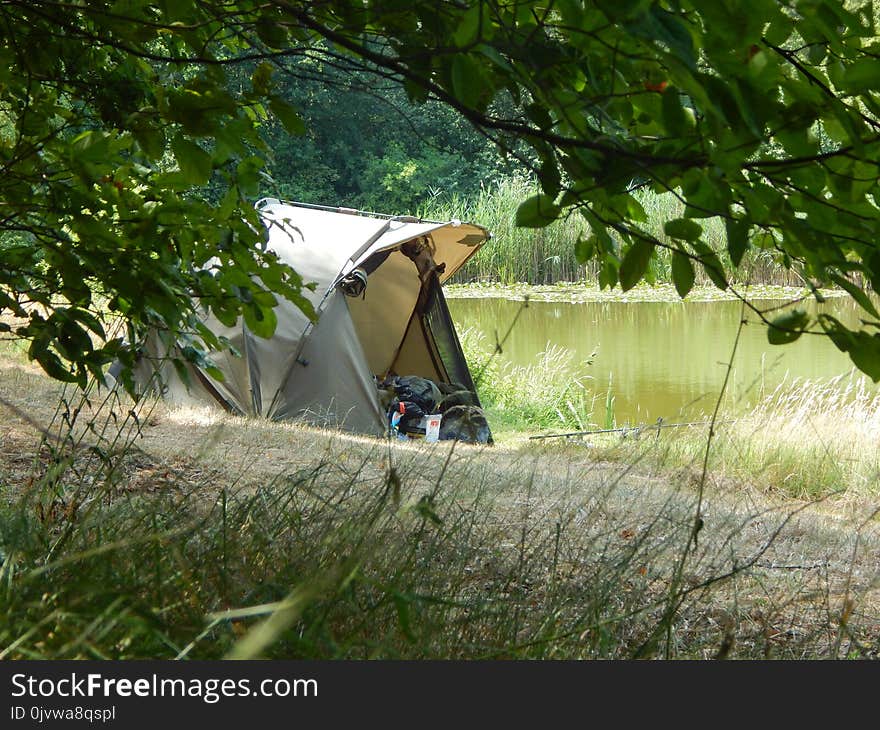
[
  {"xmin": 421, "ymin": 177, "xmax": 803, "ymax": 287},
  {"xmin": 0, "ymin": 380, "xmax": 693, "ymax": 659},
  {"xmin": 680, "ymin": 374, "xmax": 880, "ymax": 500},
  {"xmin": 2, "ymin": 361, "xmax": 878, "ymax": 660},
  {"xmin": 537, "ymin": 373, "xmax": 880, "ymax": 502}
]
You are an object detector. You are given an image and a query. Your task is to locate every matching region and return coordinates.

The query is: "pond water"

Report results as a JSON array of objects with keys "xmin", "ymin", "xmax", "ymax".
[{"xmin": 447, "ymin": 295, "xmax": 871, "ymax": 426}]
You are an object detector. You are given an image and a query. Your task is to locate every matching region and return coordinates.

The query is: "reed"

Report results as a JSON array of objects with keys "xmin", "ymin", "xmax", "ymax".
[{"xmin": 421, "ymin": 177, "xmax": 803, "ymax": 287}]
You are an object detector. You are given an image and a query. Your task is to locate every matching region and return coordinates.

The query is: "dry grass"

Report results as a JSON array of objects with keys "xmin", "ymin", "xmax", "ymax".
[
  {"xmin": 1, "ymin": 353, "xmax": 878, "ymax": 659},
  {"xmin": 569, "ymin": 373, "xmax": 880, "ymax": 503},
  {"xmin": 734, "ymin": 375, "xmax": 880, "ymax": 498}
]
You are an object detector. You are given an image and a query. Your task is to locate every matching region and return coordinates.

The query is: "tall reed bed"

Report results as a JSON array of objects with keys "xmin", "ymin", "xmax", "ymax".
[
  {"xmin": 423, "ymin": 176, "xmax": 589, "ymax": 283},
  {"xmin": 422, "ymin": 177, "xmax": 802, "ymax": 287}
]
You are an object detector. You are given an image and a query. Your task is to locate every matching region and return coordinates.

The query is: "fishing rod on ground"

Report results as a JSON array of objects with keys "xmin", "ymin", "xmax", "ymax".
[{"xmin": 528, "ymin": 417, "xmax": 735, "ymax": 440}]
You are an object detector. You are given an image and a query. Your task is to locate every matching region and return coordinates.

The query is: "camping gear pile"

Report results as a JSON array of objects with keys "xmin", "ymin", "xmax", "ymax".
[
  {"xmin": 125, "ymin": 199, "xmax": 493, "ymax": 441},
  {"xmin": 378, "ymin": 375, "xmax": 491, "ymax": 444}
]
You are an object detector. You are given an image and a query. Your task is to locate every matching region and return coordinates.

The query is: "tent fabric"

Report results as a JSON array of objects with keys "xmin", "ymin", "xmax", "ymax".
[
  {"xmin": 268, "ymin": 291, "xmax": 385, "ymax": 432},
  {"xmin": 257, "ymin": 200, "xmax": 487, "ymax": 293},
  {"xmin": 132, "ymin": 200, "xmax": 489, "ymax": 435},
  {"xmin": 346, "ymin": 249, "xmax": 421, "ymax": 376}
]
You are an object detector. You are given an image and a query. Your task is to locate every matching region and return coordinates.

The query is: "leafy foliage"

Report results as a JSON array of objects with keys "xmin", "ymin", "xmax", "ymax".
[
  {"xmin": 0, "ymin": 2, "xmax": 314, "ymax": 386},
  {"xmin": 271, "ymin": 0, "xmax": 880, "ymax": 378},
  {"xmin": 4, "ymin": 1, "xmax": 880, "ymax": 382},
  {"xmin": 256, "ymin": 57, "xmax": 520, "ymax": 211}
]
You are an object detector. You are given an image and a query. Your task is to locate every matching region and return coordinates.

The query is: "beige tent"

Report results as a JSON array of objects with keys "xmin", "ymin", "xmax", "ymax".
[{"xmin": 132, "ymin": 199, "xmax": 490, "ymax": 436}]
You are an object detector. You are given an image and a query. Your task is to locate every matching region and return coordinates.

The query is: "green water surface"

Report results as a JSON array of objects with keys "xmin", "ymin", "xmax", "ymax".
[{"xmin": 448, "ymin": 296, "xmax": 870, "ymax": 426}]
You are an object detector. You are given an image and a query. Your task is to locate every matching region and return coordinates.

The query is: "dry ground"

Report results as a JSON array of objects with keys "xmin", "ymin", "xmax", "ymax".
[{"xmin": 2, "ymin": 356, "xmax": 879, "ymax": 658}]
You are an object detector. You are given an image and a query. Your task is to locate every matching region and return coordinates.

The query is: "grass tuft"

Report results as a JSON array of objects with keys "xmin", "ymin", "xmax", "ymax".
[{"xmin": 460, "ymin": 326, "xmax": 598, "ymax": 434}]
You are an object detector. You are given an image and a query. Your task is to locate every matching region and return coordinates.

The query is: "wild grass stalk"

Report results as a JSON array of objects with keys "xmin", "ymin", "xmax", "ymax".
[{"xmin": 459, "ymin": 326, "xmax": 598, "ymax": 433}]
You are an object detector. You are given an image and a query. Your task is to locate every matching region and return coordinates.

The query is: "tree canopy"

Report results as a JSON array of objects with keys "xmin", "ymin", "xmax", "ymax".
[{"xmin": 4, "ymin": 0, "xmax": 880, "ymax": 384}]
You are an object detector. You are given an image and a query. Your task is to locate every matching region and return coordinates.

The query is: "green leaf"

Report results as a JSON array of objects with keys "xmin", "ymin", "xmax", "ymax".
[
  {"xmin": 451, "ymin": 55, "xmax": 484, "ymax": 109},
  {"xmin": 251, "ymin": 61, "xmax": 274, "ymax": 95},
  {"xmin": 725, "ymin": 218, "xmax": 749, "ymax": 268},
  {"xmin": 255, "ymin": 18, "xmax": 288, "ymax": 49},
  {"xmin": 70, "ymin": 130, "xmax": 112, "ymax": 164},
  {"xmin": 829, "ymin": 273, "xmax": 880, "ymax": 319},
  {"xmin": 618, "ymin": 239, "xmax": 654, "ymax": 291},
  {"xmin": 269, "ymin": 96, "xmax": 306, "ymax": 135},
  {"xmin": 129, "ymin": 113, "xmax": 166, "ymax": 160},
  {"xmin": 204, "ymin": 365, "xmax": 227, "ymax": 382},
  {"xmin": 671, "ymin": 250, "xmax": 695, "ymax": 298},
  {"xmin": 820, "ymin": 315, "xmax": 880, "ymax": 382},
  {"xmin": 626, "ymin": 6, "xmax": 696, "ymax": 70},
  {"xmin": 574, "ymin": 235, "xmax": 595, "ymax": 264},
  {"xmin": 525, "ymin": 103, "xmax": 553, "ymax": 130},
  {"xmin": 515, "ymin": 194, "xmax": 561, "ymax": 228},
  {"xmin": 69, "ymin": 307, "xmax": 106, "ymax": 339},
  {"xmin": 768, "ymin": 309, "xmax": 809, "ymax": 345},
  {"xmin": 30, "ymin": 342, "xmax": 77, "ymax": 384},
  {"xmin": 557, "ymin": 0, "xmax": 586, "ymax": 27},
  {"xmin": 848, "ymin": 334, "xmax": 880, "ymax": 382},
  {"xmin": 841, "ymin": 59, "xmax": 880, "ymax": 93},
  {"xmin": 764, "ymin": 14, "xmax": 794, "ymax": 45},
  {"xmin": 236, "ymin": 156, "xmax": 264, "ymax": 197},
  {"xmin": 171, "ymin": 135, "xmax": 212, "ymax": 185},
  {"xmin": 598, "ymin": 256, "xmax": 618, "ymax": 290},
  {"xmin": 538, "ymin": 156, "xmax": 561, "ymax": 197},
  {"xmin": 866, "ymin": 250, "xmax": 880, "ymax": 294},
  {"xmin": 693, "ymin": 242, "xmax": 728, "ymax": 291},
  {"xmin": 664, "ymin": 218, "xmax": 702, "ymax": 241},
  {"xmin": 243, "ymin": 301, "xmax": 278, "ymax": 339},
  {"xmin": 172, "ymin": 357, "xmax": 192, "ymax": 388},
  {"xmin": 403, "ymin": 79, "xmax": 430, "ymax": 104},
  {"xmin": 661, "ymin": 89, "xmax": 688, "ymax": 136},
  {"xmin": 596, "ymin": 0, "xmax": 652, "ymax": 20},
  {"xmin": 453, "ymin": 4, "xmax": 483, "ymax": 46}
]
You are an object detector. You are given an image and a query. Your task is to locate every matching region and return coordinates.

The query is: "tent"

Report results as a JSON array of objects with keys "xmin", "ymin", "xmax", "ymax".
[{"xmin": 132, "ymin": 198, "xmax": 491, "ymax": 437}]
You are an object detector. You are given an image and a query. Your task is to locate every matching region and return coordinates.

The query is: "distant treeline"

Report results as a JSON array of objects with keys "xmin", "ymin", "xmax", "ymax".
[{"xmin": 256, "ymin": 59, "xmax": 522, "ymax": 213}]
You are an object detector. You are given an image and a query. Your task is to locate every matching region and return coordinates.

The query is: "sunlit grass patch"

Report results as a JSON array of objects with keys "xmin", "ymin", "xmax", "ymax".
[
  {"xmin": 725, "ymin": 375, "xmax": 880, "ymax": 499},
  {"xmin": 566, "ymin": 373, "xmax": 880, "ymax": 501}
]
